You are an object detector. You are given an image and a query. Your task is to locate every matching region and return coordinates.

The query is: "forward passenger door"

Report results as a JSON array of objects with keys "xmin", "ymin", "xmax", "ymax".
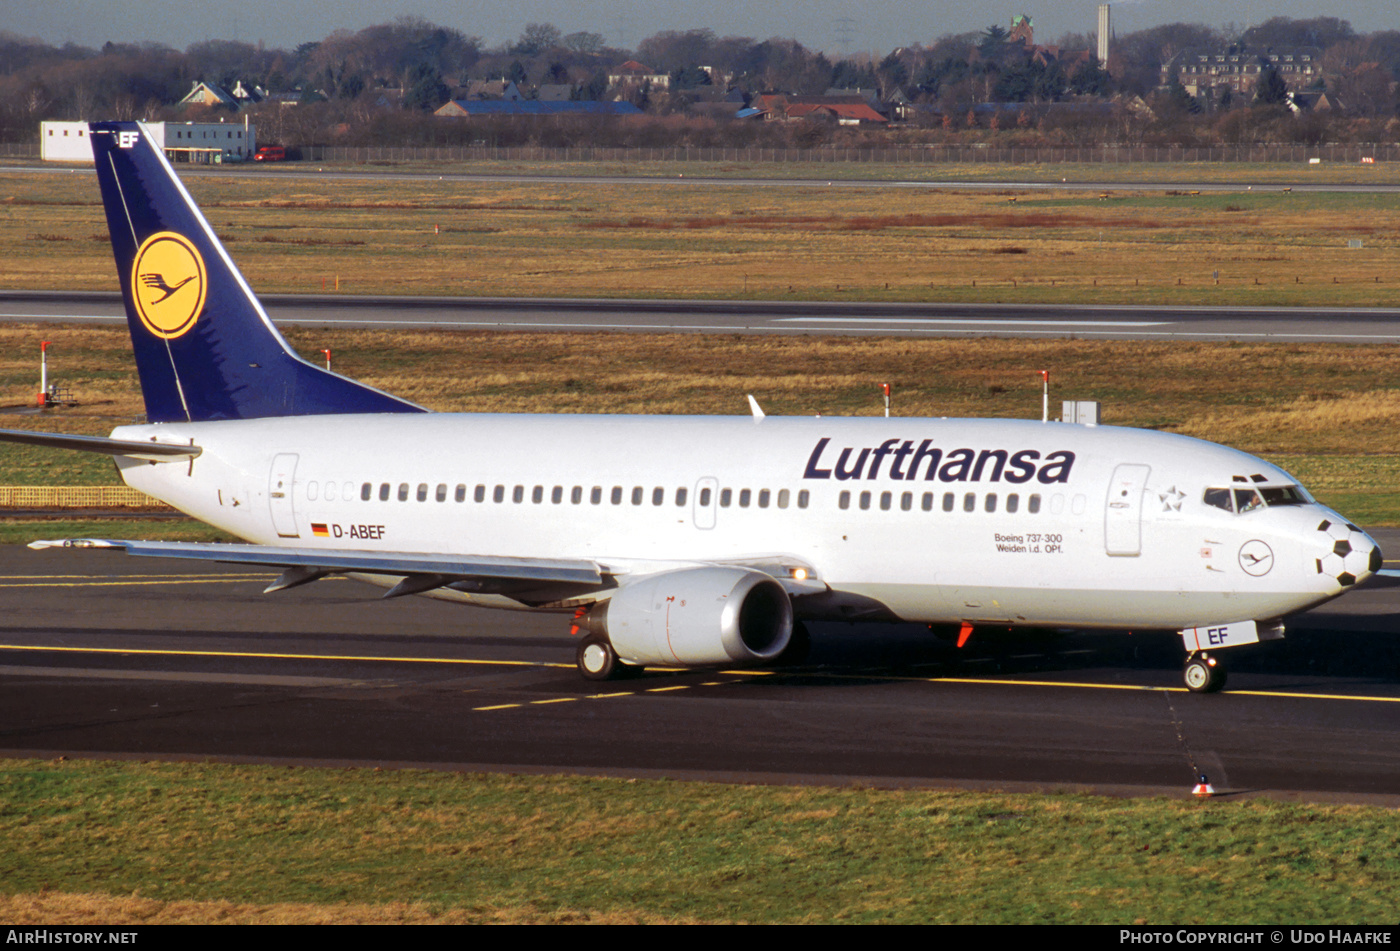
[{"xmin": 1104, "ymin": 463, "xmax": 1150, "ymax": 556}]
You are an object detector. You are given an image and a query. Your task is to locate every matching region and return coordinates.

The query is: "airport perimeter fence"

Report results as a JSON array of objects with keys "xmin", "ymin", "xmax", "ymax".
[
  {"xmin": 304, "ymin": 143, "xmax": 1400, "ymax": 165},
  {"xmin": 0, "ymin": 486, "xmax": 170, "ymax": 510}
]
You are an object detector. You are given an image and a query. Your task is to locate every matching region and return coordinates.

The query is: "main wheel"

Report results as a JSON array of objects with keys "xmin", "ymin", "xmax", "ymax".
[
  {"xmin": 1184, "ymin": 653, "xmax": 1227, "ymax": 693},
  {"xmin": 577, "ymin": 634, "xmax": 638, "ymax": 681}
]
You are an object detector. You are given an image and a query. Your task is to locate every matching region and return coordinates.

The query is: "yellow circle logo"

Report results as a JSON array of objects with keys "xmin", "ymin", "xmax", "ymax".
[{"xmin": 131, "ymin": 232, "xmax": 207, "ymax": 339}]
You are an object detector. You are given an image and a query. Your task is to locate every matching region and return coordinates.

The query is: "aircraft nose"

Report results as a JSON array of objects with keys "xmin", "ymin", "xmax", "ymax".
[{"xmin": 1313, "ymin": 517, "xmax": 1380, "ymax": 589}]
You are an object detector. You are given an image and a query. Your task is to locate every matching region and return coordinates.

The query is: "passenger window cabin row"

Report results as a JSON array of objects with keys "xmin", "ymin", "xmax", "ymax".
[
  {"xmin": 839, "ymin": 489, "xmax": 1042, "ymax": 514},
  {"xmin": 316, "ymin": 481, "xmax": 1314, "ymax": 518},
  {"xmin": 324, "ymin": 482, "xmax": 815, "ymax": 509},
  {"xmin": 302, "ymin": 480, "xmax": 1044, "ymax": 516}
]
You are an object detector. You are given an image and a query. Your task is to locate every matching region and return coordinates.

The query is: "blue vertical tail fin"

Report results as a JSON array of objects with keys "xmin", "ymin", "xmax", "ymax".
[{"xmin": 89, "ymin": 120, "xmax": 424, "ymax": 422}]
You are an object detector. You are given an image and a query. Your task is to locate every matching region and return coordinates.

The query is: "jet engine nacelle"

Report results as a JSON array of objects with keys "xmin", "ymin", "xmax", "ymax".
[{"xmin": 598, "ymin": 566, "xmax": 793, "ymax": 667}]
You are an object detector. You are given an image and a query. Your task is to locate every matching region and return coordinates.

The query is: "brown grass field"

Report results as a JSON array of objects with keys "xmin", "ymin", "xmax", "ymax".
[
  {"xmin": 1, "ymin": 167, "xmax": 1397, "ymax": 305},
  {"xmin": 2, "ymin": 162, "xmax": 1398, "ymax": 521},
  {"xmin": 2, "ymin": 325, "xmax": 1399, "ymax": 523},
  {"xmin": 5, "ymin": 325, "xmax": 1400, "ymax": 446}
]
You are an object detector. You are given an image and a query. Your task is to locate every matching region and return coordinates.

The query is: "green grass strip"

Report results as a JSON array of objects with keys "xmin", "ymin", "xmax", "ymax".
[{"xmin": 2, "ymin": 758, "xmax": 1398, "ymax": 923}]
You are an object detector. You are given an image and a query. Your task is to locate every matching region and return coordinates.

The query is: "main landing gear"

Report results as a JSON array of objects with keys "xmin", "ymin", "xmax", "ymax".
[
  {"xmin": 576, "ymin": 633, "xmax": 640, "ymax": 681},
  {"xmin": 1183, "ymin": 651, "xmax": 1227, "ymax": 693}
]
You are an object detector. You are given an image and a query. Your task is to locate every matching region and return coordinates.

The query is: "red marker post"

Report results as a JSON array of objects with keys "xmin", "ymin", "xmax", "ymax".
[
  {"xmin": 320, "ymin": 349, "xmax": 332, "ymax": 371},
  {"xmin": 1039, "ymin": 369, "xmax": 1049, "ymax": 423},
  {"xmin": 882, "ymin": 382, "xmax": 890, "ymax": 418},
  {"xmin": 38, "ymin": 341, "xmax": 51, "ymax": 407}
]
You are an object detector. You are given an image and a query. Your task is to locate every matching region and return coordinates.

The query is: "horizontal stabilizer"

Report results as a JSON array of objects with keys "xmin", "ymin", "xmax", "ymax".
[{"xmin": 0, "ymin": 428, "xmax": 200, "ymax": 462}]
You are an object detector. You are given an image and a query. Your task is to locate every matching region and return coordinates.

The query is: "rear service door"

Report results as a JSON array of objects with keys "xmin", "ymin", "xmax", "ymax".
[{"xmin": 269, "ymin": 453, "xmax": 300, "ymax": 538}]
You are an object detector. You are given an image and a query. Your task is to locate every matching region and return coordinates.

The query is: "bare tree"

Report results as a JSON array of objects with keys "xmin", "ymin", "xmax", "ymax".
[
  {"xmin": 563, "ymin": 32, "xmax": 606, "ymax": 54},
  {"xmin": 515, "ymin": 23, "xmax": 563, "ymax": 57},
  {"xmin": 22, "ymin": 84, "xmax": 50, "ymax": 121},
  {"xmin": 110, "ymin": 92, "xmax": 138, "ymax": 120}
]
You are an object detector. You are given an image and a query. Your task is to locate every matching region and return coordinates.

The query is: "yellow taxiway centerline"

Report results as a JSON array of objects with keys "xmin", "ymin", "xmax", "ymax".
[
  {"xmin": 2, "ymin": 644, "xmax": 1399, "ymax": 705},
  {"xmin": 0, "ymin": 643, "xmax": 553, "ymax": 668},
  {"xmin": 0, "ymin": 574, "xmax": 277, "ymax": 588}
]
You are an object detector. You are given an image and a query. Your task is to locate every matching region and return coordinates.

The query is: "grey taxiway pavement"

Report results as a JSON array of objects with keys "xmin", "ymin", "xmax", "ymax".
[
  {"xmin": 2, "ymin": 539, "xmax": 1399, "ymax": 801},
  {"xmin": 13, "ymin": 163, "xmax": 1400, "ymax": 194},
  {"xmin": 6, "ymin": 290, "xmax": 1400, "ymax": 343}
]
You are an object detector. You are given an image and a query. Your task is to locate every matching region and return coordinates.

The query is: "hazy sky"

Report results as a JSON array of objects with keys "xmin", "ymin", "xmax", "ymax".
[{"xmin": 10, "ymin": 1, "xmax": 1395, "ymax": 55}]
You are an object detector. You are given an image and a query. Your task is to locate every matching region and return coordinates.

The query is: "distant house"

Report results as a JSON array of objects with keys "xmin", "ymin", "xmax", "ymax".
[
  {"xmin": 1288, "ymin": 90, "xmax": 1341, "ymax": 113},
  {"xmin": 179, "ymin": 81, "xmax": 240, "ymax": 109},
  {"xmin": 373, "ymin": 88, "xmax": 405, "ymax": 109},
  {"xmin": 698, "ymin": 66, "xmax": 731, "ymax": 88},
  {"xmin": 684, "ymin": 86, "xmax": 742, "ymax": 120},
  {"xmin": 536, "ymin": 84, "xmax": 575, "ymax": 102},
  {"xmin": 745, "ymin": 94, "xmax": 888, "ymax": 125},
  {"xmin": 785, "ymin": 101, "xmax": 888, "ymax": 126},
  {"xmin": 746, "ymin": 94, "xmax": 789, "ymax": 119},
  {"xmin": 607, "ymin": 60, "xmax": 670, "ymax": 90},
  {"xmin": 434, "ymin": 101, "xmax": 643, "ymax": 119},
  {"xmin": 453, "ymin": 80, "xmax": 524, "ymax": 101},
  {"xmin": 229, "ymin": 81, "xmax": 263, "ymax": 106},
  {"xmin": 824, "ymin": 87, "xmax": 882, "ymax": 109}
]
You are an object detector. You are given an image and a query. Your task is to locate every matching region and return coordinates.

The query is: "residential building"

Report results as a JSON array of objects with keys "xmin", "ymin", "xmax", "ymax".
[
  {"xmin": 607, "ymin": 61, "xmax": 670, "ymax": 91},
  {"xmin": 178, "ymin": 81, "xmax": 240, "ymax": 109},
  {"xmin": 1161, "ymin": 47, "xmax": 1323, "ymax": 101},
  {"xmin": 434, "ymin": 101, "xmax": 643, "ymax": 119}
]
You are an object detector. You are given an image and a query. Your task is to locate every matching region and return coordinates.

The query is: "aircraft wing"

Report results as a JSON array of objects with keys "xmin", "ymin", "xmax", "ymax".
[
  {"xmin": 28, "ymin": 538, "xmax": 611, "ymax": 605},
  {"xmin": 27, "ymin": 538, "xmax": 829, "ymax": 606}
]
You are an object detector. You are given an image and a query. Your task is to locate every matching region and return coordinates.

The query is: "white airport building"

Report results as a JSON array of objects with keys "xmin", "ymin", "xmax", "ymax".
[{"xmin": 40, "ymin": 121, "xmax": 257, "ymax": 163}]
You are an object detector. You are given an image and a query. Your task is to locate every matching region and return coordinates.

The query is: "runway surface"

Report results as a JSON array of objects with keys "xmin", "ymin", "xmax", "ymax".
[
  {"xmin": 2, "ymin": 538, "xmax": 1398, "ymax": 801},
  {"xmin": 6, "ymin": 291, "xmax": 1400, "ymax": 344}
]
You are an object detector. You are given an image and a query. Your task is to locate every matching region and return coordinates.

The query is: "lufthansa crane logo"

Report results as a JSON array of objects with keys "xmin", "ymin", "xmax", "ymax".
[
  {"xmin": 131, "ymin": 231, "xmax": 206, "ymax": 339},
  {"xmin": 1238, "ymin": 539, "xmax": 1274, "ymax": 577}
]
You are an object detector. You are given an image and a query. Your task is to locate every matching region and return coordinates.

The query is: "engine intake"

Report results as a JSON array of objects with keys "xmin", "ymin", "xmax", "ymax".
[{"xmin": 585, "ymin": 566, "xmax": 793, "ymax": 667}]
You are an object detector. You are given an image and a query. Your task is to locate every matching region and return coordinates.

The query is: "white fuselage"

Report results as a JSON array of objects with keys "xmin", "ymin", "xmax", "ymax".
[{"xmin": 112, "ymin": 412, "xmax": 1362, "ymax": 629}]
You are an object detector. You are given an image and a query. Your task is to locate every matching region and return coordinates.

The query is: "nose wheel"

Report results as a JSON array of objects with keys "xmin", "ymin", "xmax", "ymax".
[{"xmin": 1184, "ymin": 651, "xmax": 1227, "ymax": 693}]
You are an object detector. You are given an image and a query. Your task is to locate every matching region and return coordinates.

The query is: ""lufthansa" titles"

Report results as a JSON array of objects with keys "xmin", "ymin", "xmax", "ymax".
[{"xmin": 802, "ymin": 437, "xmax": 1075, "ymax": 484}]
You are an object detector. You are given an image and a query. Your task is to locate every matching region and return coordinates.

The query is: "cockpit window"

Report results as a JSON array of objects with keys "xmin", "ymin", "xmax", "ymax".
[
  {"xmin": 1234, "ymin": 488, "xmax": 1263, "ymax": 513},
  {"xmin": 1203, "ymin": 488, "xmax": 1234, "ymax": 512},
  {"xmin": 1260, "ymin": 486, "xmax": 1308, "ymax": 506},
  {"xmin": 1204, "ymin": 483, "xmax": 1308, "ymax": 514}
]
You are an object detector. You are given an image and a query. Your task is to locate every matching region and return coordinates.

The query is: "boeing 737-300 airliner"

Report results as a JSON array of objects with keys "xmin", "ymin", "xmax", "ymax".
[{"xmin": 0, "ymin": 121, "xmax": 1381, "ymax": 692}]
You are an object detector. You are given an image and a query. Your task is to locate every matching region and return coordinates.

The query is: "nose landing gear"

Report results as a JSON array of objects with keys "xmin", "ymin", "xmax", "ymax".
[{"xmin": 1184, "ymin": 651, "xmax": 1227, "ymax": 693}]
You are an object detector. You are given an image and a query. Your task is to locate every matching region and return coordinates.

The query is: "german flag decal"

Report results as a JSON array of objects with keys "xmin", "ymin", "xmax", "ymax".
[{"xmin": 311, "ymin": 523, "xmax": 330, "ymax": 537}]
